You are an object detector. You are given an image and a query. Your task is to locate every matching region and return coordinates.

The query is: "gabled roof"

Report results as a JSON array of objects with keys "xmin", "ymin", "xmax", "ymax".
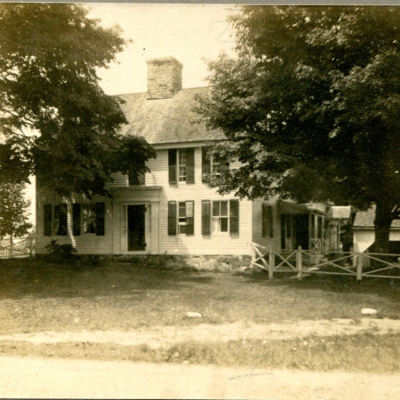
[{"xmin": 118, "ymin": 87, "xmax": 225, "ymax": 145}]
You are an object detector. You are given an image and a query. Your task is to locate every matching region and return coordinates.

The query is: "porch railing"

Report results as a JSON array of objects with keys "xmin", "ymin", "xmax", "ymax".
[{"xmin": 250, "ymin": 242, "xmax": 400, "ymax": 281}]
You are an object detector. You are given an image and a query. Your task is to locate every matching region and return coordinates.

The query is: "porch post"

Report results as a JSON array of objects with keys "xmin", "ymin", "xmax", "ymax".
[
  {"xmin": 268, "ymin": 246, "xmax": 274, "ymax": 279},
  {"xmin": 356, "ymin": 253, "xmax": 363, "ymax": 281},
  {"xmin": 296, "ymin": 246, "xmax": 303, "ymax": 280}
]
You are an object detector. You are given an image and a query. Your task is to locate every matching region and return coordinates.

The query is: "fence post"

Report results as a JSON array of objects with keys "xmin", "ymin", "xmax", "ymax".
[
  {"xmin": 356, "ymin": 253, "xmax": 363, "ymax": 281},
  {"xmin": 297, "ymin": 246, "xmax": 303, "ymax": 280},
  {"xmin": 268, "ymin": 246, "xmax": 274, "ymax": 279}
]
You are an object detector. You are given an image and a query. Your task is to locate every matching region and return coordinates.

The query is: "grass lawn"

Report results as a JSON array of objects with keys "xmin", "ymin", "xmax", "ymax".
[
  {"xmin": 1, "ymin": 255, "xmax": 400, "ymax": 334},
  {"xmin": 1, "ymin": 256, "xmax": 400, "ymax": 372}
]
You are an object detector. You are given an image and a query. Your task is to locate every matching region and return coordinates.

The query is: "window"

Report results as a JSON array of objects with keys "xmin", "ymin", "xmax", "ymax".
[
  {"xmin": 202, "ymin": 199, "xmax": 239, "ymax": 235},
  {"xmin": 262, "ymin": 204, "xmax": 274, "ymax": 238},
  {"xmin": 82, "ymin": 204, "xmax": 97, "ymax": 233},
  {"xmin": 168, "ymin": 148, "xmax": 195, "ymax": 184},
  {"xmin": 168, "ymin": 201, "xmax": 194, "ymax": 235},
  {"xmin": 202, "ymin": 147, "xmax": 229, "ymax": 183},
  {"xmin": 43, "ymin": 202, "xmax": 105, "ymax": 237}
]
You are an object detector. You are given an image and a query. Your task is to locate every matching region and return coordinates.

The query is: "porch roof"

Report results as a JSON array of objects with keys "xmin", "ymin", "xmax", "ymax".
[{"xmin": 278, "ymin": 200, "xmax": 325, "ymax": 215}]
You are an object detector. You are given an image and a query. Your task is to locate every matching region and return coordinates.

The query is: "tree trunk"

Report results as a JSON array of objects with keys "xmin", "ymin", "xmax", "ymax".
[
  {"xmin": 374, "ymin": 202, "xmax": 393, "ymax": 254},
  {"xmin": 9, "ymin": 235, "xmax": 13, "ymax": 258},
  {"xmin": 66, "ymin": 197, "xmax": 76, "ymax": 249}
]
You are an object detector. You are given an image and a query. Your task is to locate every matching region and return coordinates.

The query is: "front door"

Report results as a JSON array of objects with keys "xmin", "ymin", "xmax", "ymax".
[{"xmin": 127, "ymin": 205, "xmax": 146, "ymax": 251}]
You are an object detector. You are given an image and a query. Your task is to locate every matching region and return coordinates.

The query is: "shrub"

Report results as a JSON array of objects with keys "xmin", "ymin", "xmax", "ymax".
[{"xmin": 45, "ymin": 240, "xmax": 77, "ymax": 263}]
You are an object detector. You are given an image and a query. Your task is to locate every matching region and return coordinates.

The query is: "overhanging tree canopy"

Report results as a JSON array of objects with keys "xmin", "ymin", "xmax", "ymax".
[
  {"xmin": 0, "ymin": 3, "xmax": 155, "ymax": 196},
  {"xmin": 195, "ymin": 6, "xmax": 400, "ymax": 253}
]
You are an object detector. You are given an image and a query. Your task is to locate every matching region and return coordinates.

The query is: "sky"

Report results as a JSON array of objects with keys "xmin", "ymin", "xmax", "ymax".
[
  {"xmin": 27, "ymin": 3, "xmax": 239, "ymax": 225},
  {"xmin": 86, "ymin": 3, "xmax": 238, "ymax": 95}
]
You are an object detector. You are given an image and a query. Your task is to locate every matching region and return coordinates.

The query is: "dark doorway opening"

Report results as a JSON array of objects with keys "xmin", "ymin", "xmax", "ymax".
[{"xmin": 128, "ymin": 205, "xmax": 146, "ymax": 251}]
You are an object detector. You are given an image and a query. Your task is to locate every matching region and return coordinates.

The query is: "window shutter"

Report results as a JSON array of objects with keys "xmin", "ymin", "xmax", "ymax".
[
  {"xmin": 202, "ymin": 200, "xmax": 211, "ymax": 235},
  {"xmin": 202, "ymin": 147, "xmax": 210, "ymax": 183},
  {"xmin": 268, "ymin": 206, "xmax": 274, "ymax": 238},
  {"xmin": 186, "ymin": 148, "xmax": 195, "ymax": 184},
  {"xmin": 168, "ymin": 149, "xmax": 177, "ymax": 184},
  {"xmin": 168, "ymin": 201, "xmax": 177, "ymax": 235},
  {"xmin": 44, "ymin": 204, "xmax": 52, "ymax": 236},
  {"xmin": 186, "ymin": 201, "xmax": 194, "ymax": 235},
  {"xmin": 96, "ymin": 202, "xmax": 105, "ymax": 236},
  {"xmin": 229, "ymin": 200, "xmax": 239, "ymax": 234},
  {"xmin": 262, "ymin": 203, "xmax": 268, "ymax": 238},
  {"xmin": 73, "ymin": 203, "xmax": 81, "ymax": 236}
]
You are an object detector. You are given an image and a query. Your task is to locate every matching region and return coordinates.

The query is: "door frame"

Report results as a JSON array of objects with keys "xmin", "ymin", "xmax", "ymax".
[{"xmin": 121, "ymin": 202, "xmax": 150, "ymax": 254}]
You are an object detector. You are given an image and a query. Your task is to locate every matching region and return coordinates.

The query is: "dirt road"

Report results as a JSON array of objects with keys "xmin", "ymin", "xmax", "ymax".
[{"xmin": 1, "ymin": 355, "xmax": 400, "ymax": 399}]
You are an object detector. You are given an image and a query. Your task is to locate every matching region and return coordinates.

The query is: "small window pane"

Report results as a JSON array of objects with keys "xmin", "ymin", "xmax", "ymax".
[
  {"xmin": 221, "ymin": 201, "xmax": 228, "ymax": 216},
  {"xmin": 221, "ymin": 218, "xmax": 228, "ymax": 232},
  {"xmin": 213, "ymin": 201, "xmax": 220, "ymax": 216}
]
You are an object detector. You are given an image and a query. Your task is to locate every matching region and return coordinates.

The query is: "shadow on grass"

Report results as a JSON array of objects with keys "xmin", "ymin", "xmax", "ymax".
[
  {"xmin": 0, "ymin": 257, "xmax": 214, "ymax": 300},
  {"xmin": 242, "ymin": 268, "xmax": 400, "ymax": 299}
]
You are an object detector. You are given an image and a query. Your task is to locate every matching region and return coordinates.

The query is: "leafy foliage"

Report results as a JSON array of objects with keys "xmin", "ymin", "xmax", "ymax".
[
  {"xmin": 0, "ymin": 182, "xmax": 32, "ymax": 238},
  {"xmin": 195, "ymin": 6, "xmax": 400, "ymax": 251},
  {"xmin": 0, "ymin": 4, "xmax": 155, "ymax": 197},
  {"xmin": 44, "ymin": 239, "xmax": 77, "ymax": 263}
]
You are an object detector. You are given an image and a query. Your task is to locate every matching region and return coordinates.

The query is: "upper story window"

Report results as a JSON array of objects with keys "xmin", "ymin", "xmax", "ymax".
[
  {"xmin": 168, "ymin": 148, "xmax": 195, "ymax": 184},
  {"xmin": 202, "ymin": 147, "xmax": 229, "ymax": 183}
]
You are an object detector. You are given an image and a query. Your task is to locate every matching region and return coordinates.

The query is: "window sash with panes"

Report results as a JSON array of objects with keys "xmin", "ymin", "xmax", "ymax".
[
  {"xmin": 212, "ymin": 201, "xmax": 229, "ymax": 232},
  {"xmin": 178, "ymin": 150, "xmax": 187, "ymax": 182},
  {"xmin": 82, "ymin": 204, "xmax": 97, "ymax": 234},
  {"xmin": 168, "ymin": 201, "xmax": 194, "ymax": 235},
  {"xmin": 43, "ymin": 203, "xmax": 105, "ymax": 237},
  {"xmin": 201, "ymin": 199, "xmax": 239, "ymax": 235},
  {"xmin": 201, "ymin": 147, "xmax": 229, "ymax": 183},
  {"xmin": 168, "ymin": 148, "xmax": 195, "ymax": 184}
]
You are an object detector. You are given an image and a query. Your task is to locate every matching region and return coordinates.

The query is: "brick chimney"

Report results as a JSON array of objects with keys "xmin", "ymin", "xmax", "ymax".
[{"xmin": 147, "ymin": 57, "xmax": 183, "ymax": 99}]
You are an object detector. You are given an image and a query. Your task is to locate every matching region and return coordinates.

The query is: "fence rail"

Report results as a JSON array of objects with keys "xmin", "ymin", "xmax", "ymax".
[
  {"xmin": 0, "ymin": 237, "xmax": 35, "ymax": 259},
  {"xmin": 250, "ymin": 242, "xmax": 400, "ymax": 281}
]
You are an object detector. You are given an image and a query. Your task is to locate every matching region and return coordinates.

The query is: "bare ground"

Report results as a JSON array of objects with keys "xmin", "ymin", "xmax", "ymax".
[{"xmin": 1, "ymin": 317, "xmax": 400, "ymax": 348}]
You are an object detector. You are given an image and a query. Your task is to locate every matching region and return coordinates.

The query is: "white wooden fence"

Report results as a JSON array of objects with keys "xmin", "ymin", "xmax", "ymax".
[
  {"xmin": 250, "ymin": 242, "xmax": 400, "ymax": 281},
  {"xmin": 0, "ymin": 236, "xmax": 35, "ymax": 259}
]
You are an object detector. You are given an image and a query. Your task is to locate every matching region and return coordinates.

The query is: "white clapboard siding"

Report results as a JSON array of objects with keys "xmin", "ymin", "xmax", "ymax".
[{"xmin": 152, "ymin": 147, "xmax": 253, "ymax": 256}]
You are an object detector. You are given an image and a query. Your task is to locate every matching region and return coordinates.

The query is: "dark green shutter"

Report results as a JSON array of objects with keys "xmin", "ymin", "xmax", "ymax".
[
  {"xmin": 202, "ymin": 147, "xmax": 210, "ymax": 182},
  {"xmin": 186, "ymin": 148, "xmax": 195, "ymax": 184},
  {"xmin": 44, "ymin": 204, "xmax": 52, "ymax": 236},
  {"xmin": 202, "ymin": 200, "xmax": 211, "ymax": 235},
  {"xmin": 268, "ymin": 206, "xmax": 274, "ymax": 238},
  {"xmin": 96, "ymin": 202, "xmax": 105, "ymax": 236},
  {"xmin": 73, "ymin": 203, "xmax": 81, "ymax": 236},
  {"xmin": 168, "ymin": 201, "xmax": 177, "ymax": 235},
  {"xmin": 186, "ymin": 201, "xmax": 194, "ymax": 235},
  {"xmin": 168, "ymin": 149, "xmax": 177, "ymax": 184},
  {"xmin": 229, "ymin": 200, "xmax": 239, "ymax": 234}
]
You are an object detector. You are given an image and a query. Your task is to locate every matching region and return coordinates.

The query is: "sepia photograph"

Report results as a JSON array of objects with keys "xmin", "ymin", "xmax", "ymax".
[{"xmin": 1, "ymin": 2, "xmax": 400, "ymax": 398}]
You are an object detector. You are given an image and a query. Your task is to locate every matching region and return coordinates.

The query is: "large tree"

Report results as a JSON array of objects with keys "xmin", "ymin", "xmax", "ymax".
[
  {"xmin": 0, "ymin": 4, "xmax": 155, "ymax": 246},
  {"xmin": 0, "ymin": 182, "xmax": 32, "ymax": 255},
  {"xmin": 195, "ymin": 6, "xmax": 400, "ymax": 253}
]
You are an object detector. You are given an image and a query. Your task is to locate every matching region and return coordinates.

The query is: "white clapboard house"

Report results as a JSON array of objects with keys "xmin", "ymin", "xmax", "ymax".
[{"xmin": 36, "ymin": 57, "xmax": 329, "ymax": 257}]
